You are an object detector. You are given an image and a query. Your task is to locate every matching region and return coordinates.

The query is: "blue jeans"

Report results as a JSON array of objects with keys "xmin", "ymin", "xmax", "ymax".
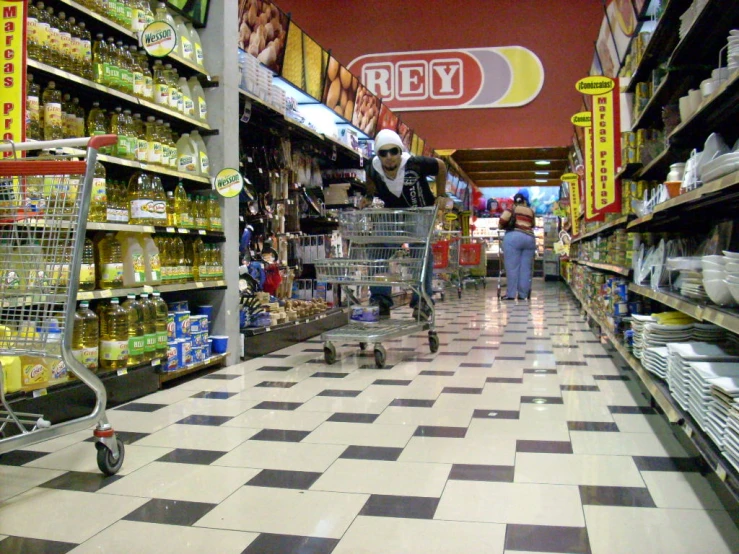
[
  {"xmin": 370, "ymin": 244, "xmax": 433, "ymax": 309},
  {"xmin": 503, "ymin": 231, "xmax": 536, "ymax": 299}
]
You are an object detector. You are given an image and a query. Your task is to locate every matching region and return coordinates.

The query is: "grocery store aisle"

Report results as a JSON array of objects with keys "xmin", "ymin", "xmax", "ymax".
[{"xmin": 1, "ymin": 282, "xmax": 738, "ymax": 554}]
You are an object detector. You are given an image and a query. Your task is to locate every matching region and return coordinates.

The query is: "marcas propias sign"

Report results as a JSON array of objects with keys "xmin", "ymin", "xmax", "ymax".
[{"xmin": 347, "ymin": 47, "xmax": 544, "ymax": 112}]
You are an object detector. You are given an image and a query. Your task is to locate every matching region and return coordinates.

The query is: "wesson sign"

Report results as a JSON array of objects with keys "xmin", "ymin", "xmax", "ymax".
[{"xmin": 347, "ymin": 47, "xmax": 544, "ymax": 112}]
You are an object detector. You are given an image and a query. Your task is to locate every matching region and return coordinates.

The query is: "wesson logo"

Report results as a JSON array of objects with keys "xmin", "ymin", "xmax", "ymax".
[
  {"xmin": 347, "ymin": 46, "xmax": 544, "ymax": 112},
  {"xmin": 144, "ymin": 29, "xmax": 173, "ymax": 47}
]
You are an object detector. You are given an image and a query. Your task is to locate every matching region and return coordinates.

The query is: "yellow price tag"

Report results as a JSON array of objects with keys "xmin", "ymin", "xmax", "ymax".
[
  {"xmin": 166, "ymin": 227, "xmax": 176, "ymax": 233},
  {"xmin": 117, "ymin": 369, "xmax": 128, "ymax": 376},
  {"xmin": 196, "ymin": 282, "xmax": 204, "ymax": 288},
  {"xmin": 33, "ymin": 388, "xmax": 48, "ymax": 398},
  {"xmin": 99, "ymin": 290, "xmax": 112, "ymax": 298}
]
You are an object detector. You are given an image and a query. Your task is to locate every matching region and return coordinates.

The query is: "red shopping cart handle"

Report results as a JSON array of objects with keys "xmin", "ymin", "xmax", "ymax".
[{"xmin": 88, "ymin": 134, "xmax": 119, "ymax": 149}]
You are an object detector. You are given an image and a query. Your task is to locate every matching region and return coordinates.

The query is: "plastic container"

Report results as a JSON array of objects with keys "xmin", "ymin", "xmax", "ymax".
[
  {"xmin": 0, "ymin": 356, "xmax": 22, "ymax": 393},
  {"xmin": 151, "ymin": 292, "xmax": 169, "ymax": 357},
  {"xmin": 139, "ymin": 293, "xmax": 159, "ymax": 361},
  {"xmin": 176, "ymin": 133, "xmax": 198, "ymax": 174},
  {"xmin": 121, "ymin": 294, "xmax": 146, "ymax": 366},
  {"xmin": 96, "ymin": 232, "xmax": 124, "ymax": 289},
  {"xmin": 139, "ymin": 233, "xmax": 162, "ymax": 285},
  {"xmin": 174, "ymin": 310, "xmax": 190, "ymax": 338},
  {"xmin": 190, "ymin": 131, "xmax": 209, "ymax": 176},
  {"xmin": 100, "ymin": 298, "xmax": 130, "ymax": 370},
  {"xmin": 210, "ymin": 335, "xmax": 228, "ymax": 354},
  {"xmin": 72, "ymin": 301, "xmax": 99, "ymax": 371},
  {"xmin": 118, "ymin": 232, "xmax": 147, "ymax": 286}
]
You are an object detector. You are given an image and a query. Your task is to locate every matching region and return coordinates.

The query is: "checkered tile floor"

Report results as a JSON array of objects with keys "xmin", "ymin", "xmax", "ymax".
[{"xmin": 2, "ymin": 282, "xmax": 738, "ymax": 554}]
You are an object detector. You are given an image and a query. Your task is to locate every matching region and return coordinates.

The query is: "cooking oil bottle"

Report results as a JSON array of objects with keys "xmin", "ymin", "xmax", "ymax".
[
  {"xmin": 164, "ymin": 64, "xmax": 179, "ymax": 112},
  {"xmin": 190, "ymin": 131, "xmax": 209, "ymax": 176},
  {"xmin": 207, "ymin": 197, "xmax": 221, "ymax": 231},
  {"xmin": 79, "ymin": 22, "xmax": 93, "ymax": 79},
  {"xmin": 105, "ymin": 37, "xmax": 121, "ymax": 90},
  {"xmin": 155, "ymin": 237, "xmax": 169, "ymax": 283},
  {"xmin": 173, "ymin": 237, "xmax": 187, "ymax": 282},
  {"xmin": 26, "ymin": 74, "xmax": 41, "ymax": 140},
  {"xmin": 140, "ymin": 234, "xmax": 161, "ymax": 285},
  {"xmin": 186, "ymin": 22, "xmax": 204, "ymax": 70},
  {"xmin": 153, "ymin": 60, "xmax": 169, "ymax": 107},
  {"xmin": 121, "ymin": 294, "xmax": 145, "ymax": 366},
  {"xmin": 154, "ymin": 2, "xmax": 175, "ymax": 29},
  {"xmin": 151, "ymin": 175, "xmax": 167, "ymax": 224},
  {"xmin": 192, "ymin": 236, "xmax": 204, "ymax": 280},
  {"xmin": 193, "ymin": 196, "xmax": 205, "ymax": 229},
  {"xmin": 166, "ymin": 192, "xmax": 176, "ymax": 225},
  {"xmin": 174, "ymin": 182, "xmax": 188, "ymax": 226},
  {"xmin": 92, "ymin": 34, "xmax": 106, "ymax": 84},
  {"xmin": 145, "ymin": 116, "xmax": 161, "ymax": 165},
  {"xmin": 178, "ymin": 76, "xmax": 194, "ymax": 118},
  {"xmin": 133, "ymin": 113, "xmax": 148, "ymax": 163},
  {"xmin": 174, "ymin": 17, "xmax": 192, "ymax": 60},
  {"xmin": 117, "ymin": 40, "xmax": 134, "ymax": 94},
  {"xmin": 96, "ymin": 232, "xmax": 124, "ymax": 289},
  {"xmin": 163, "ymin": 123, "xmax": 177, "ymax": 169},
  {"xmin": 176, "ymin": 133, "xmax": 198, "ymax": 175},
  {"xmin": 46, "ymin": 6, "xmax": 61, "ymax": 67},
  {"xmin": 172, "ymin": 68, "xmax": 184, "ymax": 113},
  {"xmin": 139, "ymin": 293, "xmax": 158, "ymax": 361},
  {"xmin": 72, "ymin": 301, "xmax": 99, "ymax": 372},
  {"xmin": 79, "ymin": 238, "xmax": 96, "ymax": 291},
  {"xmin": 89, "ymin": 160, "xmax": 107, "ymax": 222},
  {"xmin": 107, "ymin": 0, "xmax": 122, "ymax": 25},
  {"xmin": 35, "ymin": 2, "xmax": 52, "ymax": 64},
  {"xmin": 87, "ymin": 102, "xmax": 108, "ymax": 152},
  {"xmin": 120, "ymin": 0, "xmax": 133, "ymax": 31},
  {"xmin": 182, "ymin": 239, "xmax": 194, "ymax": 282},
  {"xmin": 57, "ymin": 12, "xmax": 73, "ymax": 72},
  {"xmin": 188, "ymin": 76, "xmax": 207, "ymax": 122},
  {"xmin": 127, "ymin": 171, "xmax": 152, "ymax": 224},
  {"xmin": 27, "ymin": 1, "xmax": 41, "ymax": 60},
  {"xmin": 110, "ymin": 107, "xmax": 127, "ymax": 159},
  {"xmin": 42, "ymin": 81, "xmax": 63, "ymax": 140},
  {"xmin": 130, "ymin": 46, "xmax": 144, "ymax": 98},
  {"xmin": 99, "ymin": 298, "xmax": 129, "ymax": 370},
  {"xmin": 157, "ymin": 121, "xmax": 170, "ymax": 168},
  {"xmin": 122, "ymin": 110, "xmax": 137, "ymax": 160},
  {"xmin": 151, "ymin": 291, "xmax": 168, "ymax": 357},
  {"xmin": 62, "ymin": 93, "xmax": 75, "ymax": 138},
  {"xmin": 68, "ymin": 17, "xmax": 82, "ymax": 75},
  {"xmin": 118, "ymin": 232, "xmax": 146, "ymax": 286},
  {"xmin": 138, "ymin": 50, "xmax": 153, "ymax": 100},
  {"xmin": 72, "ymin": 97, "xmax": 86, "ymax": 137},
  {"xmin": 131, "ymin": 0, "xmax": 147, "ymax": 33}
]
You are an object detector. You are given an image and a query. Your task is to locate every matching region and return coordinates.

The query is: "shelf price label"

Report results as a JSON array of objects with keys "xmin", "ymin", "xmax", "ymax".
[
  {"xmin": 166, "ymin": 227, "xmax": 176, "ymax": 233},
  {"xmin": 198, "ymin": 229, "xmax": 206, "ymax": 235},
  {"xmin": 33, "ymin": 388, "xmax": 48, "ymax": 398},
  {"xmin": 117, "ymin": 368, "xmax": 128, "ymax": 376}
]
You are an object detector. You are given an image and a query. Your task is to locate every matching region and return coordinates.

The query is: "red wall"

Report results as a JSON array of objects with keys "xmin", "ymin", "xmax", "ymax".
[{"xmin": 274, "ymin": 0, "xmax": 602, "ymax": 151}]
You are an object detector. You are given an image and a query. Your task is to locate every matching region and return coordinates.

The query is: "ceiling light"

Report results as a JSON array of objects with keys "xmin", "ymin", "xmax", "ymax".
[
  {"xmin": 535, "ymin": 161, "xmax": 551, "ymax": 166},
  {"xmin": 535, "ymin": 179, "xmax": 547, "ymax": 183},
  {"xmin": 534, "ymin": 171, "xmax": 549, "ymax": 175}
]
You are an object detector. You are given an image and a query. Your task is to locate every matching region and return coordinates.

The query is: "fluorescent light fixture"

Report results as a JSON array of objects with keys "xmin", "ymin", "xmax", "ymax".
[
  {"xmin": 534, "ymin": 171, "xmax": 549, "ymax": 175},
  {"xmin": 535, "ymin": 179, "xmax": 547, "ymax": 183},
  {"xmin": 534, "ymin": 160, "xmax": 551, "ymax": 166}
]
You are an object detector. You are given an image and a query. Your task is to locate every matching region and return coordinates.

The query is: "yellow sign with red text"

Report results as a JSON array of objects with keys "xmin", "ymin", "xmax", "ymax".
[
  {"xmin": 0, "ymin": 0, "xmax": 26, "ymax": 155},
  {"xmin": 584, "ymin": 126, "xmax": 602, "ymax": 221},
  {"xmin": 593, "ymin": 93, "xmax": 618, "ymax": 211},
  {"xmin": 561, "ymin": 173, "xmax": 580, "ymax": 237}
]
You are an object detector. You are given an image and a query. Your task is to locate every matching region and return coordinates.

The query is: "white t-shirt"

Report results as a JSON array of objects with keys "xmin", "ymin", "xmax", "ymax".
[{"xmin": 372, "ymin": 153, "xmax": 411, "ymax": 197}]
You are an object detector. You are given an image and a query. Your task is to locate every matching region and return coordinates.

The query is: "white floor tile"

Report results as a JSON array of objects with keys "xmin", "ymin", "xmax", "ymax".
[
  {"xmin": 24, "ymin": 442, "xmax": 172, "ymax": 475},
  {"xmin": 303, "ymin": 421, "xmax": 415, "ymax": 448},
  {"xmin": 514, "ymin": 452, "xmax": 645, "ymax": 487},
  {"xmin": 570, "ymin": 430, "xmax": 689, "ymax": 457},
  {"xmin": 213, "ymin": 440, "xmax": 346, "ymax": 472},
  {"xmin": 399, "ymin": 436, "xmax": 516, "ymax": 466},
  {"xmin": 611, "ymin": 413, "xmax": 673, "ymax": 434},
  {"xmin": 467, "ymin": 418, "xmax": 571, "ymax": 442},
  {"xmin": 641, "ymin": 471, "xmax": 727, "ymax": 510},
  {"xmin": 374, "ymin": 407, "xmax": 473, "ymax": 427},
  {"xmin": 0, "ymin": 465, "xmax": 65, "ymax": 502},
  {"xmin": 222, "ymin": 408, "xmax": 331, "ymax": 430},
  {"xmin": 134, "ymin": 424, "xmax": 258, "ymax": 452}
]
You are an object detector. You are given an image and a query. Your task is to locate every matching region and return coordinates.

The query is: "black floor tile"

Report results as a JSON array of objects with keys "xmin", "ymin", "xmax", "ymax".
[
  {"xmin": 521, "ymin": 396, "xmax": 564, "ymax": 405},
  {"xmin": 176, "ymin": 415, "xmax": 233, "ymax": 426},
  {"xmin": 389, "ymin": 399, "xmax": 436, "ymax": 408},
  {"xmin": 471, "ymin": 346, "xmax": 499, "ymax": 350},
  {"xmin": 459, "ymin": 363, "xmax": 493, "ymax": 368},
  {"xmin": 441, "ymin": 387, "xmax": 483, "ymax": 394},
  {"xmin": 0, "ymin": 449, "xmax": 50, "ymax": 466},
  {"xmin": 328, "ymin": 413, "xmax": 379, "ymax": 424},
  {"xmin": 359, "ymin": 494, "xmax": 440, "ymax": 519},
  {"xmin": 250, "ymin": 429, "xmax": 311, "ymax": 442},
  {"xmin": 505, "ymin": 524, "xmax": 591, "ymax": 554},
  {"xmin": 594, "ymin": 375, "xmax": 631, "ymax": 381},
  {"xmin": 261, "ymin": 355, "xmax": 291, "ymax": 359},
  {"xmin": 501, "ymin": 341, "xmax": 527, "ymax": 345},
  {"xmin": 311, "ymin": 372, "xmax": 349, "ymax": 378},
  {"xmin": 472, "ymin": 409, "xmax": 520, "ymax": 419},
  {"xmin": 584, "ymin": 354, "xmax": 613, "ymax": 359},
  {"xmin": 561, "ymin": 385, "xmax": 600, "ymax": 392},
  {"xmin": 523, "ymin": 369, "xmax": 557, "ymax": 375},
  {"xmin": 567, "ymin": 421, "xmax": 620, "ymax": 432},
  {"xmin": 340, "ymin": 445, "xmax": 403, "ymax": 461},
  {"xmin": 496, "ymin": 356, "xmax": 525, "ymax": 360},
  {"xmin": 246, "ymin": 469, "xmax": 322, "ymax": 490},
  {"xmin": 253, "ymin": 401, "xmax": 304, "ymax": 411},
  {"xmin": 200, "ymin": 374, "xmax": 242, "ymax": 380},
  {"xmin": 556, "ymin": 361, "xmax": 589, "ymax": 366},
  {"xmin": 358, "ymin": 363, "xmax": 395, "ymax": 370},
  {"xmin": 255, "ymin": 381, "xmax": 298, "ymax": 388},
  {"xmin": 0, "ymin": 537, "xmax": 77, "ymax": 554},
  {"xmin": 373, "ymin": 379, "xmax": 412, "ymax": 386},
  {"xmin": 633, "ymin": 456, "xmax": 704, "ymax": 472},
  {"xmin": 526, "ymin": 350, "xmax": 554, "ymax": 354},
  {"xmin": 414, "ymin": 426, "xmax": 467, "ymax": 438},
  {"xmin": 419, "ymin": 370, "xmax": 456, "ymax": 376},
  {"xmin": 123, "ymin": 498, "xmax": 216, "ymax": 526},
  {"xmin": 256, "ymin": 365, "xmax": 292, "ymax": 371},
  {"xmin": 449, "ymin": 464, "xmax": 515, "ymax": 482},
  {"xmin": 486, "ymin": 377, "xmax": 524, "ymax": 384},
  {"xmin": 608, "ymin": 405, "xmax": 657, "ymax": 415},
  {"xmin": 41, "ymin": 471, "xmax": 122, "ymax": 493},
  {"xmin": 242, "ymin": 533, "xmax": 338, "ymax": 554},
  {"xmin": 156, "ymin": 448, "xmax": 227, "ymax": 465},
  {"xmin": 552, "ymin": 344, "xmax": 579, "ymax": 348},
  {"xmin": 516, "ymin": 440, "xmax": 573, "ymax": 454},
  {"xmin": 190, "ymin": 391, "xmax": 238, "ymax": 400},
  {"xmin": 436, "ymin": 352, "xmax": 470, "ymax": 356},
  {"xmin": 579, "ymin": 485, "xmax": 656, "ymax": 507},
  {"xmin": 115, "ymin": 402, "xmax": 168, "ymax": 412},
  {"xmin": 317, "ymin": 390, "xmax": 362, "ymax": 398}
]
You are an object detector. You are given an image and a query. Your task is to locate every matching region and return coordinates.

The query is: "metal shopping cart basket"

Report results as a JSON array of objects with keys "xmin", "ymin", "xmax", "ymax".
[
  {"xmin": 315, "ymin": 207, "xmax": 439, "ymax": 368},
  {"xmin": 0, "ymin": 135, "xmax": 126, "ymax": 475},
  {"xmin": 432, "ymin": 231, "xmax": 461, "ymax": 301},
  {"xmin": 459, "ymin": 237, "xmax": 487, "ymax": 290}
]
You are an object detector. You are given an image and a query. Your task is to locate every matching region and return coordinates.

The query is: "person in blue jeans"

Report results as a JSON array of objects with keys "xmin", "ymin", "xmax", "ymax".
[
  {"xmin": 365, "ymin": 129, "xmax": 449, "ymax": 320},
  {"xmin": 499, "ymin": 190, "xmax": 536, "ymax": 300}
]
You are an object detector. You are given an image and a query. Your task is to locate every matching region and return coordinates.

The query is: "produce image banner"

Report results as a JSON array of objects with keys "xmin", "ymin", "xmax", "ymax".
[
  {"xmin": 475, "ymin": 186, "xmax": 559, "ymax": 216},
  {"xmin": 351, "ymin": 83, "xmax": 380, "ymax": 137},
  {"xmin": 322, "ymin": 56, "xmax": 359, "ymax": 120},
  {"xmin": 238, "ymin": 0, "xmax": 289, "ymax": 74},
  {"xmin": 281, "ymin": 22, "xmax": 329, "ymax": 101},
  {"xmin": 376, "ymin": 104, "xmax": 399, "ymax": 135}
]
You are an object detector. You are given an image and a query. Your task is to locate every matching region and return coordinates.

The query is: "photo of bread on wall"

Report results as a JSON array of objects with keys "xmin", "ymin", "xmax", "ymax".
[
  {"xmin": 238, "ymin": 0, "xmax": 289, "ymax": 74},
  {"xmin": 322, "ymin": 56, "xmax": 359, "ymax": 122}
]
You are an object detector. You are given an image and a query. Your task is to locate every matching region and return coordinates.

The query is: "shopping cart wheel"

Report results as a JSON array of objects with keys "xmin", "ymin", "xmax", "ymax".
[
  {"xmin": 374, "ymin": 344, "xmax": 386, "ymax": 368},
  {"xmin": 324, "ymin": 342, "xmax": 337, "ymax": 365},
  {"xmin": 440, "ymin": 292, "xmax": 445, "ymax": 301},
  {"xmin": 483, "ymin": 280, "xmax": 487, "ymax": 289},
  {"xmin": 359, "ymin": 342, "xmax": 367, "ymax": 351},
  {"xmin": 428, "ymin": 332, "xmax": 439, "ymax": 353},
  {"xmin": 96, "ymin": 438, "xmax": 125, "ymax": 476},
  {"xmin": 457, "ymin": 287, "xmax": 462, "ymax": 299}
]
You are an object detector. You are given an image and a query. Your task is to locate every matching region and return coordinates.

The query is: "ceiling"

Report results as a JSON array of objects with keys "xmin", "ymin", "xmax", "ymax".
[{"xmin": 451, "ymin": 147, "xmax": 570, "ymax": 188}]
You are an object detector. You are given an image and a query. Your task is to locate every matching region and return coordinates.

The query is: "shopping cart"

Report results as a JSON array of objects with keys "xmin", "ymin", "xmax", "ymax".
[
  {"xmin": 315, "ymin": 207, "xmax": 439, "ymax": 368},
  {"xmin": 0, "ymin": 135, "xmax": 126, "ymax": 475},
  {"xmin": 459, "ymin": 237, "xmax": 486, "ymax": 290},
  {"xmin": 432, "ymin": 231, "xmax": 461, "ymax": 301}
]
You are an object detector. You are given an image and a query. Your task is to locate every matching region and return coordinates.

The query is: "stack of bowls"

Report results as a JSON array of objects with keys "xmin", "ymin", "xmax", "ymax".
[
  {"xmin": 702, "ymin": 255, "xmax": 736, "ymax": 306},
  {"xmin": 724, "ymin": 251, "xmax": 739, "ymax": 304}
]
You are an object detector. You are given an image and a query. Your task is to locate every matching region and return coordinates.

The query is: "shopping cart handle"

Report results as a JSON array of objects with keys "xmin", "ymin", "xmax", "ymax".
[
  {"xmin": 88, "ymin": 134, "xmax": 119, "ymax": 149},
  {"xmin": 0, "ymin": 135, "xmax": 119, "ymax": 153}
]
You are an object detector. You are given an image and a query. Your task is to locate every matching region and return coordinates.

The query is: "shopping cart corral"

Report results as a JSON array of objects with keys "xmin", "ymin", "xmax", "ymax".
[
  {"xmin": 0, "ymin": 135, "xmax": 126, "ymax": 475},
  {"xmin": 432, "ymin": 231, "xmax": 461, "ymax": 301},
  {"xmin": 315, "ymin": 207, "xmax": 439, "ymax": 368}
]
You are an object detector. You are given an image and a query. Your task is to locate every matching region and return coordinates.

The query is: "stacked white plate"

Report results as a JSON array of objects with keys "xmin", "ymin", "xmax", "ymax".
[
  {"xmin": 692, "ymin": 323, "xmax": 727, "ymax": 342},
  {"xmin": 631, "ymin": 314, "xmax": 656, "ymax": 361},
  {"xmin": 702, "ymin": 255, "xmax": 737, "ymax": 307},
  {"xmin": 686, "ymin": 363, "xmax": 739, "ymax": 431},
  {"xmin": 724, "ymin": 251, "xmax": 739, "ymax": 304},
  {"xmin": 666, "ymin": 343, "xmax": 738, "ymax": 410},
  {"xmin": 706, "ymin": 381, "xmax": 739, "ymax": 449},
  {"xmin": 729, "ymin": 30, "xmax": 739, "ymax": 73},
  {"xmin": 681, "ymin": 278, "xmax": 709, "ymax": 300},
  {"xmin": 723, "ymin": 402, "xmax": 739, "ymax": 473},
  {"xmin": 643, "ymin": 346, "xmax": 669, "ymax": 379}
]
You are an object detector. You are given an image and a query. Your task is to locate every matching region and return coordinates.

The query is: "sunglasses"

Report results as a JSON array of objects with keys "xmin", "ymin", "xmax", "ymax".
[{"xmin": 378, "ymin": 147, "xmax": 400, "ymax": 157}]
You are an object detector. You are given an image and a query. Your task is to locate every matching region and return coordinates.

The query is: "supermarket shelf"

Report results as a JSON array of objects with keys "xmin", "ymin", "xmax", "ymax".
[
  {"xmin": 627, "ymin": 169, "xmax": 739, "ymax": 231},
  {"xmin": 566, "ymin": 280, "xmax": 739, "ymax": 503},
  {"xmin": 634, "ymin": 146, "xmax": 680, "ymax": 181},
  {"xmin": 573, "ymin": 260, "xmax": 632, "ymax": 276},
  {"xmin": 615, "ymin": 162, "xmax": 643, "ymax": 181},
  {"xmin": 97, "ymin": 154, "xmax": 212, "ymax": 184},
  {"xmin": 77, "ymin": 280, "xmax": 226, "ymax": 300},
  {"xmin": 28, "ymin": 59, "xmax": 213, "ymax": 133},
  {"xmin": 14, "ymin": 219, "xmax": 223, "ymax": 239},
  {"xmin": 631, "ymin": 69, "xmax": 693, "ymax": 132},
  {"xmin": 571, "ymin": 215, "xmax": 631, "ymax": 244},
  {"xmin": 56, "ymin": 0, "xmax": 212, "ymax": 80},
  {"xmin": 242, "ymin": 308, "xmax": 344, "ymax": 337},
  {"xmin": 158, "ymin": 352, "xmax": 229, "ymax": 384},
  {"xmin": 629, "ymin": 283, "xmax": 739, "ymax": 335}
]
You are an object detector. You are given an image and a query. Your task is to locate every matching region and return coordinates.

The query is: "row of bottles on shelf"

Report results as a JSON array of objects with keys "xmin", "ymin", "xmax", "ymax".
[
  {"xmin": 88, "ymin": 231, "xmax": 224, "ymax": 290},
  {"xmin": 27, "ymin": 1, "xmax": 206, "ymax": 76}
]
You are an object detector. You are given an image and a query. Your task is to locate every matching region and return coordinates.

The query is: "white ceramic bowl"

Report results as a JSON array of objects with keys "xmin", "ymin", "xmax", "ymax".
[
  {"xmin": 723, "ymin": 250, "xmax": 739, "ymax": 259},
  {"xmin": 703, "ymin": 255, "xmax": 728, "ymax": 265},
  {"xmin": 703, "ymin": 269, "xmax": 726, "ymax": 281},
  {"xmin": 704, "ymin": 279, "xmax": 736, "ymax": 306},
  {"xmin": 726, "ymin": 274, "xmax": 739, "ymax": 284},
  {"xmin": 726, "ymin": 262, "xmax": 739, "ymax": 274},
  {"xmin": 702, "ymin": 260, "xmax": 727, "ymax": 272},
  {"xmin": 726, "ymin": 280, "xmax": 739, "ymax": 305}
]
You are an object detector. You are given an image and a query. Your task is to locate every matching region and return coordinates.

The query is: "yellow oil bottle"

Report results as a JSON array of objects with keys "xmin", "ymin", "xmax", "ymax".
[
  {"xmin": 99, "ymin": 298, "xmax": 129, "ymax": 370},
  {"xmin": 72, "ymin": 301, "xmax": 99, "ymax": 372},
  {"xmin": 96, "ymin": 232, "xmax": 124, "ymax": 289},
  {"xmin": 26, "ymin": 74, "xmax": 41, "ymax": 140},
  {"xmin": 139, "ymin": 293, "xmax": 158, "ymax": 361},
  {"xmin": 41, "ymin": 81, "xmax": 63, "ymax": 140},
  {"xmin": 79, "ymin": 237, "xmax": 96, "ymax": 291},
  {"xmin": 121, "ymin": 294, "xmax": 145, "ymax": 366}
]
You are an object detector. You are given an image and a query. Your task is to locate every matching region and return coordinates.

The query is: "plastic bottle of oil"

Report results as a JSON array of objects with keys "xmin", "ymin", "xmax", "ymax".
[
  {"xmin": 153, "ymin": 2, "xmax": 175, "ymax": 29},
  {"xmin": 130, "ymin": 47, "xmax": 144, "ymax": 98},
  {"xmin": 46, "ymin": 6, "xmax": 61, "ymax": 67},
  {"xmin": 118, "ymin": 232, "xmax": 147, "ymax": 286},
  {"xmin": 109, "ymin": 107, "xmax": 127, "ymax": 159},
  {"xmin": 62, "ymin": 93, "xmax": 75, "ymax": 138},
  {"xmin": 155, "ymin": 237, "xmax": 168, "ymax": 283},
  {"xmin": 120, "ymin": 0, "xmax": 133, "ymax": 31},
  {"xmin": 173, "ymin": 236, "xmax": 187, "ymax": 283},
  {"xmin": 68, "ymin": 17, "xmax": 82, "ymax": 75},
  {"xmin": 26, "ymin": 74, "xmax": 41, "ymax": 140},
  {"xmin": 77, "ymin": 22, "xmax": 93, "ymax": 79},
  {"xmin": 96, "ymin": 232, "xmax": 124, "ymax": 289},
  {"xmin": 145, "ymin": 116, "xmax": 161, "ymax": 165},
  {"xmin": 186, "ymin": 23, "xmax": 205, "ymax": 70},
  {"xmin": 165, "ymin": 192, "xmax": 176, "ymax": 225},
  {"xmin": 151, "ymin": 175, "xmax": 167, "ymax": 224},
  {"xmin": 173, "ymin": 17, "xmax": 192, "ymax": 60},
  {"xmin": 190, "ymin": 131, "xmax": 209, "ymax": 176},
  {"xmin": 105, "ymin": 37, "xmax": 121, "ymax": 90},
  {"xmin": 127, "ymin": 171, "xmax": 152, "ymax": 224},
  {"xmin": 172, "ymin": 68, "xmax": 184, "ymax": 113},
  {"xmin": 157, "ymin": 121, "xmax": 170, "ymax": 168},
  {"xmin": 176, "ymin": 133, "xmax": 198, "ymax": 175},
  {"xmin": 188, "ymin": 76, "xmax": 207, "ymax": 122},
  {"xmin": 207, "ymin": 196, "xmax": 222, "ymax": 231},
  {"xmin": 116, "ymin": 40, "xmax": 133, "ymax": 94},
  {"xmin": 79, "ymin": 238, "xmax": 96, "ymax": 291},
  {"xmin": 139, "ymin": 293, "xmax": 158, "ymax": 361},
  {"xmin": 107, "ymin": 0, "xmax": 122, "ymax": 25},
  {"xmin": 57, "ymin": 12, "xmax": 73, "ymax": 72},
  {"xmin": 89, "ymin": 160, "xmax": 107, "ymax": 222},
  {"xmin": 192, "ymin": 196, "xmax": 205, "ymax": 230},
  {"xmin": 164, "ymin": 64, "xmax": 179, "ymax": 112},
  {"xmin": 178, "ymin": 77, "xmax": 194, "ymax": 118},
  {"xmin": 133, "ymin": 113, "xmax": 148, "ymax": 163},
  {"xmin": 92, "ymin": 34, "xmax": 106, "ymax": 84},
  {"xmin": 153, "ymin": 60, "xmax": 169, "ymax": 107},
  {"xmin": 99, "ymin": 298, "xmax": 129, "ymax": 370},
  {"xmin": 162, "ymin": 123, "xmax": 177, "ymax": 169},
  {"xmin": 87, "ymin": 102, "xmax": 108, "ymax": 156},
  {"xmin": 35, "ymin": 2, "xmax": 52, "ymax": 64},
  {"xmin": 131, "ymin": 0, "xmax": 147, "ymax": 34},
  {"xmin": 122, "ymin": 109, "xmax": 137, "ymax": 160},
  {"xmin": 140, "ymin": 234, "xmax": 162, "ymax": 285},
  {"xmin": 27, "ymin": 2, "xmax": 41, "ymax": 60},
  {"xmin": 143, "ymin": 0, "xmax": 154, "ymax": 26},
  {"xmin": 107, "ymin": 180, "xmax": 121, "ymax": 223},
  {"xmin": 121, "ymin": 294, "xmax": 145, "ymax": 366},
  {"xmin": 72, "ymin": 97, "xmax": 86, "ymax": 137},
  {"xmin": 151, "ymin": 291, "xmax": 168, "ymax": 357},
  {"xmin": 138, "ymin": 50, "xmax": 153, "ymax": 100},
  {"xmin": 173, "ymin": 182, "xmax": 188, "ymax": 227},
  {"xmin": 42, "ymin": 81, "xmax": 63, "ymax": 140},
  {"xmin": 182, "ymin": 238, "xmax": 194, "ymax": 282},
  {"xmin": 192, "ymin": 236, "xmax": 204, "ymax": 280},
  {"xmin": 72, "ymin": 301, "xmax": 99, "ymax": 372}
]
